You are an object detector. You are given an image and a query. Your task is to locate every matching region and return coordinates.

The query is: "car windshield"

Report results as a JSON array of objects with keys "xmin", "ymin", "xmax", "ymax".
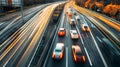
[
  {"xmin": 84, "ymin": 26, "xmax": 88, "ymax": 28},
  {"xmin": 55, "ymin": 49, "xmax": 61, "ymax": 52},
  {"xmin": 73, "ymin": 32, "xmax": 77, "ymax": 35},
  {"xmin": 72, "ymin": 21, "xmax": 74, "ymax": 23},
  {"xmin": 60, "ymin": 30, "xmax": 64, "ymax": 32},
  {"xmin": 76, "ymin": 52, "xmax": 82, "ymax": 56}
]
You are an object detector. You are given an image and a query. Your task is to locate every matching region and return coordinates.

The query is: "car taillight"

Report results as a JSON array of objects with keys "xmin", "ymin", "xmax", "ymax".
[
  {"xmin": 82, "ymin": 56, "xmax": 86, "ymax": 62},
  {"xmin": 87, "ymin": 28, "xmax": 90, "ymax": 31},
  {"xmin": 60, "ymin": 32, "xmax": 62, "ymax": 35},
  {"xmin": 52, "ymin": 53, "xmax": 55, "ymax": 58},
  {"xmin": 82, "ymin": 28, "xmax": 85, "ymax": 31},
  {"xmin": 59, "ymin": 53, "xmax": 63, "ymax": 59},
  {"xmin": 74, "ymin": 55, "xmax": 77, "ymax": 61},
  {"xmin": 63, "ymin": 32, "xmax": 65, "ymax": 35}
]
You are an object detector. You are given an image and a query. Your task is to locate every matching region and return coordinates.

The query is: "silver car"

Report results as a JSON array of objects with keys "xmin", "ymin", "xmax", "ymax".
[{"xmin": 52, "ymin": 43, "xmax": 64, "ymax": 60}]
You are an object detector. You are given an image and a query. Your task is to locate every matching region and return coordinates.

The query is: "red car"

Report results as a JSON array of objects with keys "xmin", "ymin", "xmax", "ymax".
[
  {"xmin": 72, "ymin": 45, "xmax": 86, "ymax": 63},
  {"xmin": 58, "ymin": 28, "xmax": 66, "ymax": 36}
]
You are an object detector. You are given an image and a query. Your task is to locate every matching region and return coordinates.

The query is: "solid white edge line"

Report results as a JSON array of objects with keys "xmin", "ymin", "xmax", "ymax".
[
  {"xmin": 89, "ymin": 30, "xmax": 108, "ymax": 67},
  {"xmin": 96, "ymin": 36, "xmax": 102, "ymax": 43},
  {"xmin": 80, "ymin": 14, "xmax": 108, "ymax": 67},
  {"xmin": 66, "ymin": 47, "xmax": 68, "ymax": 67},
  {"xmin": 84, "ymin": 47, "xmax": 92, "ymax": 66}
]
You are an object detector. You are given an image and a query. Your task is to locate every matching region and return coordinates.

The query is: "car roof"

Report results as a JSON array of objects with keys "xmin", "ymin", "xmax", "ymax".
[
  {"xmin": 55, "ymin": 43, "xmax": 64, "ymax": 50},
  {"xmin": 76, "ymin": 15, "xmax": 80, "ymax": 18},
  {"xmin": 59, "ymin": 28, "xmax": 65, "ymax": 30},
  {"xmin": 71, "ymin": 19, "xmax": 75, "ymax": 21},
  {"xmin": 72, "ymin": 45, "xmax": 81, "ymax": 53},
  {"xmin": 70, "ymin": 30, "xmax": 77, "ymax": 33},
  {"xmin": 83, "ymin": 24, "xmax": 88, "ymax": 26}
]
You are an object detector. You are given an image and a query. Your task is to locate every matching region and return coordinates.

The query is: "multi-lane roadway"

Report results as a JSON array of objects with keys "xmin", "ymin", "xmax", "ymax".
[{"xmin": 43, "ymin": 5, "xmax": 120, "ymax": 67}]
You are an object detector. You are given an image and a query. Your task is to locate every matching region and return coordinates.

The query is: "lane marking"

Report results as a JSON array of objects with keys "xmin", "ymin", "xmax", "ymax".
[
  {"xmin": 91, "ymin": 24, "xmax": 95, "ymax": 28},
  {"xmin": 76, "ymin": 26, "xmax": 93, "ymax": 66},
  {"xmin": 89, "ymin": 30, "xmax": 108, "ymax": 67},
  {"xmin": 80, "ymin": 14, "xmax": 108, "ymax": 67},
  {"xmin": 66, "ymin": 47, "xmax": 68, "ymax": 67},
  {"xmin": 84, "ymin": 47, "xmax": 92, "ymax": 66},
  {"xmin": 60, "ymin": 12, "xmax": 65, "ymax": 27},
  {"xmin": 43, "ymin": 5, "xmax": 66, "ymax": 67},
  {"xmin": 76, "ymin": 26, "xmax": 84, "ymax": 44},
  {"xmin": 66, "ymin": 29, "xmax": 68, "ymax": 37},
  {"xmin": 96, "ymin": 36, "xmax": 102, "ymax": 43}
]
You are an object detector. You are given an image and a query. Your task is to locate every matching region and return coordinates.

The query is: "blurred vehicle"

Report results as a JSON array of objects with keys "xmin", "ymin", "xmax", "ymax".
[
  {"xmin": 70, "ymin": 19, "xmax": 76, "ymax": 26},
  {"xmin": 82, "ymin": 24, "xmax": 90, "ymax": 31},
  {"xmin": 72, "ymin": 45, "xmax": 86, "ymax": 63},
  {"xmin": 58, "ymin": 28, "xmax": 66, "ymax": 37},
  {"xmin": 70, "ymin": 30, "xmax": 79, "ymax": 39},
  {"xmin": 66, "ymin": 8, "xmax": 72, "ymax": 18},
  {"xmin": 52, "ymin": 43, "xmax": 64, "ymax": 60},
  {"xmin": 75, "ymin": 15, "xmax": 80, "ymax": 21},
  {"xmin": 73, "ymin": 11, "xmax": 77, "ymax": 15}
]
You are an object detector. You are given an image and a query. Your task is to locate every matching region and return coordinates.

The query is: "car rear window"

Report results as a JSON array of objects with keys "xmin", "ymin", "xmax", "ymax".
[
  {"xmin": 60, "ymin": 30, "xmax": 64, "ymax": 32},
  {"xmin": 55, "ymin": 49, "xmax": 61, "ymax": 52},
  {"xmin": 76, "ymin": 52, "xmax": 82, "ymax": 56},
  {"xmin": 84, "ymin": 26, "xmax": 88, "ymax": 28},
  {"xmin": 73, "ymin": 31, "xmax": 77, "ymax": 35}
]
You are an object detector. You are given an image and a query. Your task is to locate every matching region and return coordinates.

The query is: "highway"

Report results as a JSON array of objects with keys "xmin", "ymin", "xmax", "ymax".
[
  {"xmin": 0, "ymin": 2, "xmax": 65, "ymax": 67},
  {"xmin": 0, "ymin": 1, "xmax": 120, "ymax": 67},
  {"xmin": 43, "ymin": 3, "xmax": 120, "ymax": 67}
]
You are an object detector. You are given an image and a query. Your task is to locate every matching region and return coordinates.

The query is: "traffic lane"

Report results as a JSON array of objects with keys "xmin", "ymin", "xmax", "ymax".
[
  {"xmin": 74, "ymin": 7, "xmax": 120, "ymax": 44},
  {"xmin": 64, "ymin": 16, "xmax": 90, "ymax": 67},
  {"xmin": 72, "ymin": 8, "xmax": 118, "ymax": 66},
  {"xmin": 0, "ymin": 7, "xmax": 42, "ymax": 45},
  {"xmin": 45, "ymin": 13, "xmax": 88, "ymax": 67},
  {"xmin": 84, "ymin": 18, "xmax": 120, "ymax": 67},
  {"xmin": 0, "ymin": 19, "xmax": 37, "ymax": 66},
  {"xmin": 86, "ymin": 14, "xmax": 120, "ymax": 52},
  {"xmin": 3, "ymin": 18, "xmax": 40, "ymax": 67},
  {"xmin": 72, "ymin": 13, "xmax": 105, "ymax": 67},
  {"xmin": 0, "ymin": 3, "xmax": 50, "ymax": 22},
  {"xmin": 0, "ymin": 21, "xmax": 13, "ymax": 31},
  {"xmin": 45, "ymin": 35, "xmax": 66, "ymax": 67},
  {"xmin": 17, "ymin": 3, "xmax": 66, "ymax": 66},
  {"xmin": 76, "ymin": 26, "xmax": 104, "ymax": 67},
  {"xmin": 45, "ymin": 12, "xmax": 66, "ymax": 67},
  {"xmin": 0, "ymin": 4, "xmax": 49, "ymax": 33},
  {"xmin": 82, "ymin": 14, "xmax": 120, "ymax": 67},
  {"xmin": 0, "ymin": 9, "xmax": 43, "ymax": 52},
  {"xmin": 0, "ymin": 9, "xmax": 44, "ymax": 66},
  {"xmin": 93, "ymin": 18, "xmax": 120, "ymax": 41}
]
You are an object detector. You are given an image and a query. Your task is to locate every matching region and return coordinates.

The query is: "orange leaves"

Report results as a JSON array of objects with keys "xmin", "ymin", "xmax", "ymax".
[{"xmin": 103, "ymin": 4, "xmax": 120, "ymax": 16}]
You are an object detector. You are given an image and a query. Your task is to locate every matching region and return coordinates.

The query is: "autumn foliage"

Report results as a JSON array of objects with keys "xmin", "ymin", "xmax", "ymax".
[
  {"xmin": 103, "ymin": 4, "xmax": 120, "ymax": 16},
  {"xmin": 74, "ymin": 0, "xmax": 120, "ymax": 19}
]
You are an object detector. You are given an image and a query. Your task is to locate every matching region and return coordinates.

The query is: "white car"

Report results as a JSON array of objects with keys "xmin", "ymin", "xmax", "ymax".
[
  {"xmin": 70, "ymin": 19, "xmax": 76, "ymax": 26},
  {"xmin": 52, "ymin": 43, "xmax": 64, "ymax": 60},
  {"xmin": 70, "ymin": 30, "xmax": 79, "ymax": 39},
  {"xmin": 73, "ymin": 11, "xmax": 77, "ymax": 15},
  {"xmin": 75, "ymin": 15, "xmax": 80, "ymax": 21}
]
